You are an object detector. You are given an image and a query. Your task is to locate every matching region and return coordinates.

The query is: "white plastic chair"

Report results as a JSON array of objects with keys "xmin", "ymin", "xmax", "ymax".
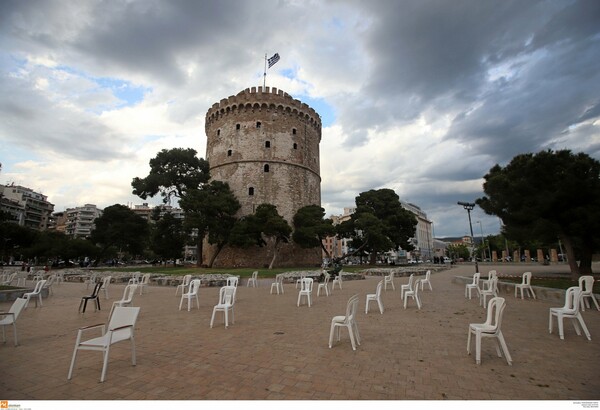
[
  {"xmin": 421, "ymin": 270, "xmax": 432, "ymax": 291},
  {"xmin": 465, "ymin": 272, "xmax": 481, "ymax": 299},
  {"xmin": 479, "ymin": 277, "xmax": 498, "ymax": 308},
  {"xmin": 24, "ymin": 280, "xmax": 46, "ymax": 308},
  {"xmin": 68, "ymin": 306, "xmax": 140, "ymax": 383},
  {"xmin": 109, "ymin": 284, "xmax": 137, "ymax": 318},
  {"xmin": 1, "ymin": 272, "xmax": 17, "ymax": 286},
  {"xmin": 317, "ymin": 273, "xmax": 330, "ymax": 297},
  {"xmin": 366, "ymin": 280, "xmax": 384, "ymax": 314},
  {"xmin": 579, "ymin": 276, "xmax": 599, "ymax": 311},
  {"xmin": 481, "ymin": 270, "xmax": 497, "ymax": 291},
  {"xmin": 101, "ymin": 276, "xmax": 112, "ymax": 300},
  {"xmin": 332, "ymin": 272, "xmax": 343, "ymax": 291},
  {"xmin": 128, "ymin": 272, "xmax": 140, "ymax": 285},
  {"xmin": 329, "ymin": 294, "xmax": 361, "ymax": 350},
  {"xmin": 467, "ymin": 297, "xmax": 512, "ymax": 365},
  {"xmin": 549, "ymin": 287, "xmax": 591, "ymax": 340},
  {"xmin": 514, "ymin": 272, "xmax": 536, "ymax": 299},
  {"xmin": 0, "ymin": 298, "xmax": 28, "ymax": 346},
  {"xmin": 85, "ymin": 273, "xmax": 98, "ymax": 290},
  {"xmin": 179, "ymin": 279, "xmax": 201, "ymax": 311},
  {"xmin": 400, "ymin": 274, "xmax": 415, "ymax": 301},
  {"xmin": 43, "ymin": 274, "xmax": 57, "ymax": 295},
  {"xmin": 210, "ymin": 286, "xmax": 236, "ymax": 328},
  {"xmin": 270, "ymin": 274, "xmax": 284, "ymax": 295},
  {"xmin": 384, "ymin": 271, "xmax": 395, "ymax": 291},
  {"xmin": 176, "ymin": 275, "xmax": 192, "ymax": 295},
  {"xmin": 226, "ymin": 276, "xmax": 239, "ymax": 301},
  {"xmin": 403, "ymin": 279, "xmax": 422, "ymax": 310},
  {"xmin": 295, "ymin": 273, "xmax": 307, "ymax": 289},
  {"xmin": 138, "ymin": 274, "xmax": 151, "ymax": 295},
  {"xmin": 247, "ymin": 271, "xmax": 258, "ymax": 287},
  {"xmin": 297, "ymin": 278, "xmax": 314, "ymax": 307}
]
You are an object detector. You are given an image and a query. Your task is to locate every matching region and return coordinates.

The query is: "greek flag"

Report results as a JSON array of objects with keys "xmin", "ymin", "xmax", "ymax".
[{"xmin": 267, "ymin": 53, "xmax": 280, "ymax": 68}]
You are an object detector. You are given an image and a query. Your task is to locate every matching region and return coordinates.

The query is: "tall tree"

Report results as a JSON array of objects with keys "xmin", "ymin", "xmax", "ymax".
[
  {"xmin": 132, "ymin": 148, "xmax": 211, "ymax": 265},
  {"xmin": 132, "ymin": 148, "xmax": 210, "ymax": 204},
  {"xmin": 292, "ymin": 205, "xmax": 336, "ymax": 259},
  {"xmin": 338, "ymin": 189, "xmax": 417, "ymax": 264},
  {"xmin": 149, "ymin": 210, "xmax": 186, "ymax": 266},
  {"xmin": 476, "ymin": 149, "xmax": 600, "ymax": 278},
  {"xmin": 90, "ymin": 204, "xmax": 149, "ymax": 258},
  {"xmin": 179, "ymin": 180, "xmax": 241, "ymax": 267},
  {"xmin": 229, "ymin": 204, "xmax": 292, "ymax": 269}
]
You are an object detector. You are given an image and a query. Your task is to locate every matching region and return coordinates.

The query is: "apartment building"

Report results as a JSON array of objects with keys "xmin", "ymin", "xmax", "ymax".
[
  {"xmin": 0, "ymin": 184, "xmax": 55, "ymax": 230},
  {"xmin": 64, "ymin": 204, "xmax": 103, "ymax": 238}
]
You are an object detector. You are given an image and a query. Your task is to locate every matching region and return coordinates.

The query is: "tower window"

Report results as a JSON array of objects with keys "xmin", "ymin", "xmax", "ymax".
[
  {"xmin": 293, "ymin": 143, "xmax": 298, "ymax": 150},
  {"xmin": 292, "ymin": 128, "xmax": 297, "ymax": 135},
  {"xmin": 217, "ymin": 129, "xmax": 221, "ymax": 136},
  {"xmin": 265, "ymin": 141, "xmax": 270, "ymax": 148},
  {"xmin": 256, "ymin": 121, "xmax": 261, "ymax": 128},
  {"xmin": 227, "ymin": 150, "xmax": 232, "ymax": 156},
  {"xmin": 248, "ymin": 187, "xmax": 254, "ymax": 196},
  {"xmin": 264, "ymin": 164, "xmax": 270, "ymax": 172},
  {"xmin": 236, "ymin": 123, "xmax": 240, "ymax": 130}
]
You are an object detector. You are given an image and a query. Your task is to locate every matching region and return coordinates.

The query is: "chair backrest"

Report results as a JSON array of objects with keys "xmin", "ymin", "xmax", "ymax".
[
  {"xmin": 102, "ymin": 276, "xmax": 112, "ymax": 287},
  {"xmin": 425, "ymin": 270, "xmax": 431, "ymax": 280},
  {"xmin": 44, "ymin": 274, "xmax": 56, "ymax": 287},
  {"xmin": 345, "ymin": 294, "xmax": 359, "ymax": 323},
  {"xmin": 252, "ymin": 271, "xmax": 258, "ymax": 280},
  {"xmin": 562, "ymin": 286, "xmax": 581, "ymax": 312},
  {"xmin": 323, "ymin": 273, "xmax": 330, "ymax": 284},
  {"xmin": 227, "ymin": 276, "xmax": 239, "ymax": 287},
  {"xmin": 33, "ymin": 280, "xmax": 47, "ymax": 294},
  {"xmin": 375, "ymin": 280, "xmax": 383, "ymax": 297},
  {"xmin": 471, "ymin": 272, "xmax": 480, "ymax": 285},
  {"xmin": 521, "ymin": 272, "xmax": 532, "ymax": 285},
  {"xmin": 484, "ymin": 297, "xmax": 506, "ymax": 331},
  {"xmin": 7, "ymin": 298, "xmax": 28, "ymax": 322},
  {"xmin": 187, "ymin": 279, "xmax": 201, "ymax": 295},
  {"xmin": 90, "ymin": 282, "xmax": 103, "ymax": 297},
  {"xmin": 219, "ymin": 286, "xmax": 236, "ymax": 305},
  {"xmin": 407, "ymin": 274, "xmax": 414, "ymax": 288},
  {"xmin": 488, "ymin": 270, "xmax": 497, "ymax": 280},
  {"xmin": 300, "ymin": 277, "xmax": 313, "ymax": 292},
  {"xmin": 121, "ymin": 284, "xmax": 137, "ymax": 303},
  {"xmin": 487, "ymin": 277, "xmax": 498, "ymax": 293},
  {"xmin": 181, "ymin": 274, "xmax": 192, "ymax": 287},
  {"xmin": 108, "ymin": 306, "xmax": 140, "ymax": 338},
  {"xmin": 276, "ymin": 274, "xmax": 284, "ymax": 284},
  {"xmin": 140, "ymin": 274, "xmax": 151, "ymax": 285},
  {"xmin": 579, "ymin": 276, "xmax": 594, "ymax": 295}
]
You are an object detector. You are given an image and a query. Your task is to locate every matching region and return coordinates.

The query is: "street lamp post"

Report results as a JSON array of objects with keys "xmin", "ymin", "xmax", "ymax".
[
  {"xmin": 458, "ymin": 201, "xmax": 479, "ymax": 273},
  {"xmin": 477, "ymin": 220, "xmax": 486, "ymax": 261}
]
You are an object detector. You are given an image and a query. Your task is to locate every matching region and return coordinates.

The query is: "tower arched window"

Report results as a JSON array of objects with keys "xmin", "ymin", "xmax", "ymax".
[
  {"xmin": 248, "ymin": 187, "xmax": 254, "ymax": 196},
  {"xmin": 227, "ymin": 149, "xmax": 232, "ymax": 156},
  {"xmin": 293, "ymin": 143, "xmax": 298, "ymax": 150},
  {"xmin": 264, "ymin": 164, "xmax": 270, "ymax": 172},
  {"xmin": 256, "ymin": 121, "xmax": 261, "ymax": 128},
  {"xmin": 236, "ymin": 123, "xmax": 240, "ymax": 130},
  {"xmin": 217, "ymin": 129, "xmax": 221, "ymax": 136},
  {"xmin": 292, "ymin": 128, "xmax": 297, "ymax": 135},
  {"xmin": 265, "ymin": 141, "xmax": 270, "ymax": 148}
]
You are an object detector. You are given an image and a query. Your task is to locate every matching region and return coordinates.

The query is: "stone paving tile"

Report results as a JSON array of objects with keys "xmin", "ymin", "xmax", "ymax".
[{"xmin": 1, "ymin": 263, "xmax": 599, "ymax": 400}]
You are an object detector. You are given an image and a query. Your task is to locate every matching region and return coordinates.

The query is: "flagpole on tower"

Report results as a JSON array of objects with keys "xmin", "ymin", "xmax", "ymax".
[{"xmin": 263, "ymin": 53, "xmax": 267, "ymax": 88}]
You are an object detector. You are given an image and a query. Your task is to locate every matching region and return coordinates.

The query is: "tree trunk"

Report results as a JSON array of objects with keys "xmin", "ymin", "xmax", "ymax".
[
  {"xmin": 578, "ymin": 241, "xmax": 594, "ymax": 275},
  {"xmin": 207, "ymin": 242, "xmax": 225, "ymax": 268},
  {"xmin": 196, "ymin": 241, "xmax": 203, "ymax": 268},
  {"xmin": 268, "ymin": 238, "xmax": 281, "ymax": 270},
  {"xmin": 560, "ymin": 234, "xmax": 580, "ymax": 280}
]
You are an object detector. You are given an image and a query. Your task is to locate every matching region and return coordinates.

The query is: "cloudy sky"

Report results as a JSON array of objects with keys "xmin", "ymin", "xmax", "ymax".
[{"xmin": 1, "ymin": 0, "xmax": 598, "ymax": 238}]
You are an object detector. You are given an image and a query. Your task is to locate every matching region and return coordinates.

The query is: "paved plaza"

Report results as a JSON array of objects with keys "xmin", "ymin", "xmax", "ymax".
[{"xmin": 1, "ymin": 264, "xmax": 599, "ymax": 400}]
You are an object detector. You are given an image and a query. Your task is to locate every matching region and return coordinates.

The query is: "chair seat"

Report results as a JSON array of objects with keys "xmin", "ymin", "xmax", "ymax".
[{"xmin": 80, "ymin": 330, "xmax": 131, "ymax": 347}]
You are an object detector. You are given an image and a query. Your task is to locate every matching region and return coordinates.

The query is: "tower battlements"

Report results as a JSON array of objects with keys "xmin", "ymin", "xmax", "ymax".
[{"xmin": 205, "ymin": 86, "xmax": 321, "ymax": 137}]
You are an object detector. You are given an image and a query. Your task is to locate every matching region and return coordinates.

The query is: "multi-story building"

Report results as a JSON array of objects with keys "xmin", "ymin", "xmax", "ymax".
[
  {"xmin": 131, "ymin": 203, "xmax": 185, "ymax": 222},
  {"xmin": 0, "ymin": 184, "xmax": 54, "ymax": 230},
  {"xmin": 64, "ymin": 204, "xmax": 103, "ymax": 238}
]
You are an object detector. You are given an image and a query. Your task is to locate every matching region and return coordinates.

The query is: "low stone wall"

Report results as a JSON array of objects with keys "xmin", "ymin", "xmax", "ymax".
[
  {"xmin": 0, "ymin": 287, "xmax": 49, "ymax": 302},
  {"xmin": 452, "ymin": 275, "xmax": 597, "ymax": 304},
  {"xmin": 360, "ymin": 266, "xmax": 447, "ymax": 278}
]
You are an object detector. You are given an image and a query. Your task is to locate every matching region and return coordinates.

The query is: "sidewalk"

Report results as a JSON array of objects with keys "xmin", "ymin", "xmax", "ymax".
[{"xmin": 1, "ymin": 264, "xmax": 598, "ymax": 400}]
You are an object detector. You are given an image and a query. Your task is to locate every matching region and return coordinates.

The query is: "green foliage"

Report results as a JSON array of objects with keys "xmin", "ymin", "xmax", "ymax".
[
  {"xmin": 150, "ymin": 211, "xmax": 186, "ymax": 263},
  {"xmin": 131, "ymin": 148, "xmax": 210, "ymax": 204},
  {"xmin": 90, "ymin": 204, "xmax": 149, "ymax": 257},
  {"xmin": 476, "ymin": 149, "xmax": 600, "ymax": 275},
  {"xmin": 292, "ymin": 205, "xmax": 335, "ymax": 253},
  {"xmin": 447, "ymin": 243, "xmax": 470, "ymax": 260},
  {"xmin": 337, "ymin": 188, "xmax": 417, "ymax": 264}
]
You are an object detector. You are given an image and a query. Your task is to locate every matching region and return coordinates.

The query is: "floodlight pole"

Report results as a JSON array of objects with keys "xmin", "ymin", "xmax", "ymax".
[{"xmin": 458, "ymin": 201, "xmax": 478, "ymax": 273}]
